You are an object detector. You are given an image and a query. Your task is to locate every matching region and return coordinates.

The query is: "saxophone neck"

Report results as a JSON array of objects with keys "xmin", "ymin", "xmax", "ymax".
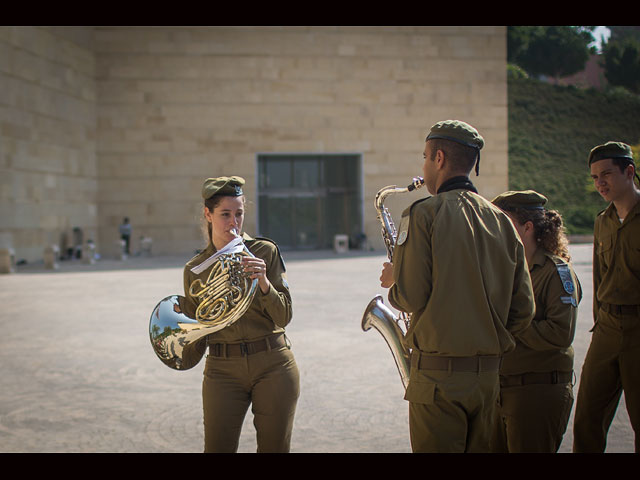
[
  {"xmin": 375, "ymin": 177, "xmax": 424, "ymax": 210},
  {"xmin": 375, "ymin": 186, "xmax": 405, "ymax": 210}
]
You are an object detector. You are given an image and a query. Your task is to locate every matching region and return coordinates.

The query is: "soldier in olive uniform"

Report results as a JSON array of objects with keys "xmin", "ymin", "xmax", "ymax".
[
  {"xmin": 380, "ymin": 120, "xmax": 535, "ymax": 453},
  {"xmin": 490, "ymin": 190, "xmax": 582, "ymax": 452},
  {"xmin": 573, "ymin": 142, "xmax": 640, "ymax": 453},
  {"xmin": 183, "ymin": 176, "xmax": 300, "ymax": 453}
]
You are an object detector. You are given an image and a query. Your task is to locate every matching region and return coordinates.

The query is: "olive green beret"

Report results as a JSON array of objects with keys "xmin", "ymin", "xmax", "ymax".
[
  {"xmin": 426, "ymin": 120, "xmax": 485, "ymax": 151},
  {"xmin": 426, "ymin": 120, "xmax": 485, "ymax": 175},
  {"xmin": 588, "ymin": 141, "xmax": 634, "ymax": 166},
  {"xmin": 202, "ymin": 176, "xmax": 245, "ymax": 199},
  {"xmin": 492, "ymin": 190, "xmax": 547, "ymax": 211}
]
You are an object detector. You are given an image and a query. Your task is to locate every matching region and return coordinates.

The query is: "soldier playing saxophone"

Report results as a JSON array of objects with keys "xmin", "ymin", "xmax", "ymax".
[{"xmin": 379, "ymin": 120, "xmax": 535, "ymax": 453}]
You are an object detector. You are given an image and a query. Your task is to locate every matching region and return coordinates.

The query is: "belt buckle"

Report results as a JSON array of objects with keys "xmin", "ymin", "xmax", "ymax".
[{"xmin": 239, "ymin": 342, "xmax": 249, "ymax": 356}]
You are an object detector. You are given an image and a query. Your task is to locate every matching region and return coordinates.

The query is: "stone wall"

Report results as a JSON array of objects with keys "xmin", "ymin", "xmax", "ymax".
[
  {"xmin": 0, "ymin": 26, "xmax": 97, "ymax": 262},
  {"xmin": 95, "ymin": 26, "xmax": 507, "ymax": 256},
  {"xmin": 1, "ymin": 26, "xmax": 507, "ymax": 261}
]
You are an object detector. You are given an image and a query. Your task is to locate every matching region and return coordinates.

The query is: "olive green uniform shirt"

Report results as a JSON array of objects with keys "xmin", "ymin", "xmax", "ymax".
[
  {"xmin": 183, "ymin": 233, "xmax": 292, "ymax": 343},
  {"xmin": 500, "ymin": 249, "xmax": 581, "ymax": 376},
  {"xmin": 573, "ymin": 198, "xmax": 640, "ymax": 453},
  {"xmin": 389, "ymin": 189, "xmax": 535, "ymax": 356},
  {"xmin": 593, "ymin": 200, "xmax": 640, "ymax": 318}
]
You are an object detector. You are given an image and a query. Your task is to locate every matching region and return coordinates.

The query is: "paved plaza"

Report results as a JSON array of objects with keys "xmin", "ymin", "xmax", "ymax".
[{"xmin": 0, "ymin": 243, "xmax": 634, "ymax": 453}]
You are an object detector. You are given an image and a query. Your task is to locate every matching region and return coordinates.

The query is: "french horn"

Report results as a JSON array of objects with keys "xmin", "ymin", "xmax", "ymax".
[{"xmin": 149, "ymin": 230, "xmax": 258, "ymax": 370}]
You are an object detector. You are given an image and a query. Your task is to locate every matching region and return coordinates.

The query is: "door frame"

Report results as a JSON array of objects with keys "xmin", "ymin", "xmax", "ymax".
[{"xmin": 254, "ymin": 152, "xmax": 364, "ymax": 249}]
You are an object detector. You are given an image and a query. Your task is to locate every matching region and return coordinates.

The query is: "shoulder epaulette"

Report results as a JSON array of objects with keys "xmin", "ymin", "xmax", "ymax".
[
  {"xmin": 410, "ymin": 196, "xmax": 431, "ymax": 209},
  {"xmin": 254, "ymin": 236, "xmax": 286, "ymax": 271},
  {"xmin": 402, "ymin": 195, "xmax": 432, "ymax": 217},
  {"xmin": 185, "ymin": 248, "xmax": 209, "ymax": 268}
]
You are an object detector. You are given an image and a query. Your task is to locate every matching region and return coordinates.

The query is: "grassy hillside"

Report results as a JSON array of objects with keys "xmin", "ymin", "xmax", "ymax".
[{"xmin": 508, "ymin": 76, "xmax": 640, "ymax": 234}]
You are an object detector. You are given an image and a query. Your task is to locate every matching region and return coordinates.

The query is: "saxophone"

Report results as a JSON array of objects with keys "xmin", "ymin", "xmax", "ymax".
[{"xmin": 361, "ymin": 177, "xmax": 424, "ymax": 390}]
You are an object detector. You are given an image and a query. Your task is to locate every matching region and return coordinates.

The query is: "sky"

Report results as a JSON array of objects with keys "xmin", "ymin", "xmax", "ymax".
[{"xmin": 591, "ymin": 26, "xmax": 611, "ymax": 52}]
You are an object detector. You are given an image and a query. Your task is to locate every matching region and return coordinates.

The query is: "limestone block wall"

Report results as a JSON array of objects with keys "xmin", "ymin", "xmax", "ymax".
[
  {"xmin": 0, "ymin": 27, "xmax": 507, "ymax": 261},
  {"xmin": 0, "ymin": 27, "xmax": 97, "ymax": 263},
  {"xmin": 95, "ymin": 26, "xmax": 507, "ymax": 256}
]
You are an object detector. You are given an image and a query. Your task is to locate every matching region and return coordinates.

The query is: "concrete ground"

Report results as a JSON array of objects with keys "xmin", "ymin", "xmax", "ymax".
[{"xmin": 0, "ymin": 243, "xmax": 634, "ymax": 453}]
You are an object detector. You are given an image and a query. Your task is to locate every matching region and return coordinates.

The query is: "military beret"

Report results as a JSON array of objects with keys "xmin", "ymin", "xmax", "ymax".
[
  {"xmin": 426, "ymin": 120, "xmax": 485, "ymax": 151},
  {"xmin": 588, "ymin": 141, "xmax": 634, "ymax": 166},
  {"xmin": 202, "ymin": 176, "xmax": 245, "ymax": 199},
  {"xmin": 492, "ymin": 190, "xmax": 547, "ymax": 211},
  {"xmin": 426, "ymin": 120, "xmax": 485, "ymax": 175}
]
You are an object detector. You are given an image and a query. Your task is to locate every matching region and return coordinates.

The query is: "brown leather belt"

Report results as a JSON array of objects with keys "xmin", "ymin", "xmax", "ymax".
[
  {"xmin": 412, "ymin": 353, "xmax": 502, "ymax": 373},
  {"xmin": 500, "ymin": 370, "xmax": 573, "ymax": 387},
  {"xmin": 208, "ymin": 333, "xmax": 286, "ymax": 358},
  {"xmin": 601, "ymin": 303, "xmax": 640, "ymax": 316}
]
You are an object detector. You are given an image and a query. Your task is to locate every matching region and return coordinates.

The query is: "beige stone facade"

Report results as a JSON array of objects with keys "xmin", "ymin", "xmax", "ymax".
[
  {"xmin": 1, "ymin": 26, "xmax": 507, "ymax": 263},
  {"xmin": 0, "ymin": 27, "xmax": 97, "ymax": 263}
]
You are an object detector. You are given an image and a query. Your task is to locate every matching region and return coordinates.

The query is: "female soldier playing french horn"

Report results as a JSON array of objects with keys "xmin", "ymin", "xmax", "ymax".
[{"xmin": 182, "ymin": 176, "xmax": 300, "ymax": 453}]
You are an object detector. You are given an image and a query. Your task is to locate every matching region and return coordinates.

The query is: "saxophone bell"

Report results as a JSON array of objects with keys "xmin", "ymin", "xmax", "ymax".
[{"xmin": 362, "ymin": 295, "xmax": 410, "ymax": 390}]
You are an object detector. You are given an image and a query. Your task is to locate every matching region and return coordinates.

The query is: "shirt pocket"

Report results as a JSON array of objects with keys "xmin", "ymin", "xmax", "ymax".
[
  {"xmin": 619, "ymin": 233, "xmax": 640, "ymax": 273},
  {"xmin": 596, "ymin": 233, "xmax": 615, "ymax": 270}
]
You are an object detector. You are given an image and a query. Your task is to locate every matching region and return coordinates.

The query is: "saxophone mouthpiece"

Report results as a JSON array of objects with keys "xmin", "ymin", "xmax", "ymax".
[{"xmin": 407, "ymin": 177, "xmax": 425, "ymax": 191}]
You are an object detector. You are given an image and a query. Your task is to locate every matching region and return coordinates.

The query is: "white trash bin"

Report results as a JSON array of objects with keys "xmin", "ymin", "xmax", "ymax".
[{"xmin": 333, "ymin": 234, "xmax": 349, "ymax": 254}]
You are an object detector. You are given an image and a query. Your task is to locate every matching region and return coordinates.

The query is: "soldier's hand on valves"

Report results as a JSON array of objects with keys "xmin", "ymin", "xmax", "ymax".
[
  {"xmin": 380, "ymin": 262, "xmax": 395, "ymax": 288},
  {"xmin": 242, "ymin": 256, "xmax": 271, "ymax": 294}
]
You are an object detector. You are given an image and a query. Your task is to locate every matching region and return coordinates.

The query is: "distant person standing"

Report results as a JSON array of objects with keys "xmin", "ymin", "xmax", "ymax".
[
  {"xmin": 573, "ymin": 141, "xmax": 640, "ymax": 453},
  {"xmin": 119, "ymin": 217, "xmax": 132, "ymax": 256},
  {"xmin": 72, "ymin": 227, "xmax": 83, "ymax": 259}
]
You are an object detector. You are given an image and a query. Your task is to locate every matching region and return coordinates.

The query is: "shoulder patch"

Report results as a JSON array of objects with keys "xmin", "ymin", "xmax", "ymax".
[
  {"xmin": 398, "ymin": 196, "xmax": 431, "ymax": 246},
  {"xmin": 555, "ymin": 262, "xmax": 578, "ymax": 307},
  {"xmin": 396, "ymin": 216, "xmax": 410, "ymax": 245}
]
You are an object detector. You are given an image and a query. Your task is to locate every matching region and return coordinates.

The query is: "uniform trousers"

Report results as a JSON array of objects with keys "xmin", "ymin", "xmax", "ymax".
[
  {"xmin": 573, "ymin": 308, "xmax": 640, "ymax": 452},
  {"xmin": 405, "ymin": 366, "xmax": 500, "ymax": 453},
  {"xmin": 491, "ymin": 381, "xmax": 574, "ymax": 452},
  {"xmin": 202, "ymin": 344, "xmax": 299, "ymax": 453}
]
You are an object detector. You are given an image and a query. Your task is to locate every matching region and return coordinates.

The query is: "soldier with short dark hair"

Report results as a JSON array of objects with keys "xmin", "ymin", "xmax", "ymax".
[
  {"xmin": 573, "ymin": 142, "xmax": 640, "ymax": 453},
  {"xmin": 380, "ymin": 120, "xmax": 535, "ymax": 452}
]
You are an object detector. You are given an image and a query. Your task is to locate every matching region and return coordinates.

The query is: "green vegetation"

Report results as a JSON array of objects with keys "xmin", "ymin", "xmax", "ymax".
[
  {"xmin": 507, "ymin": 75, "xmax": 640, "ymax": 234},
  {"xmin": 508, "ymin": 26, "xmax": 595, "ymax": 80},
  {"xmin": 601, "ymin": 27, "xmax": 640, "ymax": 94}
]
